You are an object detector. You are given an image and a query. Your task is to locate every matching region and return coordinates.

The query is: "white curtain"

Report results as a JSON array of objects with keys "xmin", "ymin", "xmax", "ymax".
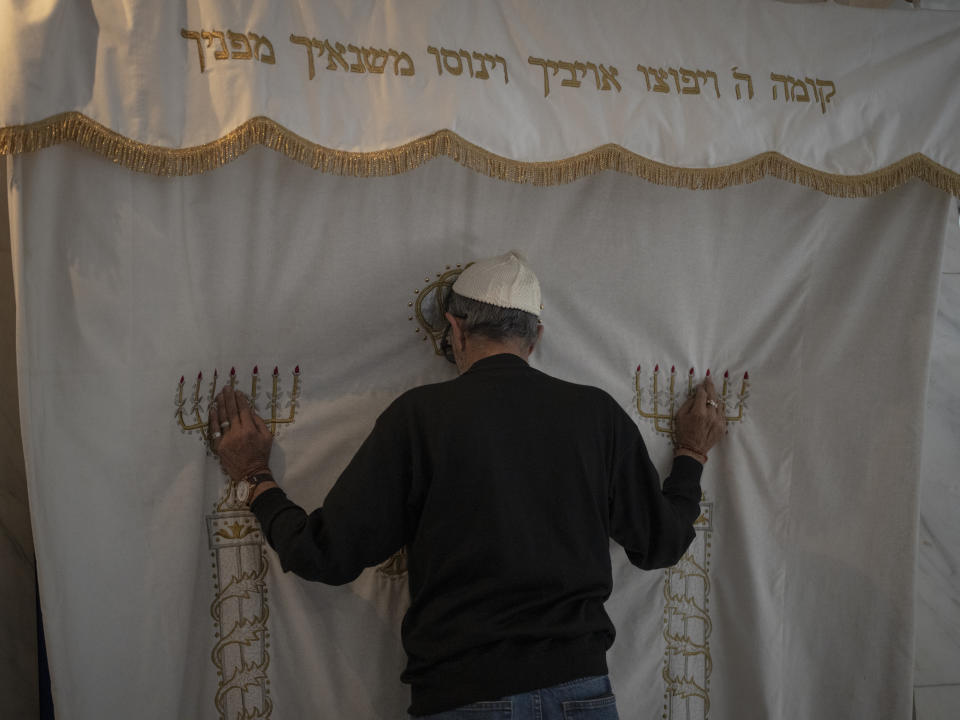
[
  {"xmin": 0, "ymin": 155, "xmax": 37, "ymax": 720},
  {"xmin": 8, "ymin": 144, "xmax": 949, "ymax": 719}
]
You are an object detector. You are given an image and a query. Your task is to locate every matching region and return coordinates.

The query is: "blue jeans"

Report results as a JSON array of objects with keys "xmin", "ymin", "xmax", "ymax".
[{"xmin": 416, "ymin": 675, "xmax": 619, "ymax": 719}]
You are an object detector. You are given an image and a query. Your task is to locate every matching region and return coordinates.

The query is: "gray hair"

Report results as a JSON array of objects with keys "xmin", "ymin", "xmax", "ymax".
[{"xmin": 445, "ymin": 290, "xmax": 539, "ymax": 345}]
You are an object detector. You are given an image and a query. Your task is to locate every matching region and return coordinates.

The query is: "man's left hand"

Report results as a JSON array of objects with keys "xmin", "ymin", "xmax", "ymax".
[{"xmin": 208, "ymin": 385, "xmax": 273, "ymax": 482}]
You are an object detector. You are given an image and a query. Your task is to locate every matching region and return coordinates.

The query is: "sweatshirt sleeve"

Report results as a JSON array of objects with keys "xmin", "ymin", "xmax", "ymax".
[
  {"xmin": 250, "ymin": 402, "xmax": 413, "ymax": 585},
  {"xmin": 608, "ymin": 427, "xmax": 704, "ymax": 570}
]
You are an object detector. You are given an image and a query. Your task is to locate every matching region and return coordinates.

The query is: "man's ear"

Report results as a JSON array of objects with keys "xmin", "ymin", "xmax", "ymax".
[
  {"xmin": 531, "ymin": 323, "xmax": 544, "ymax": 352},
  {"xmin": 444, "ymin": 311, "xmax": 467, "ymax": 349}
]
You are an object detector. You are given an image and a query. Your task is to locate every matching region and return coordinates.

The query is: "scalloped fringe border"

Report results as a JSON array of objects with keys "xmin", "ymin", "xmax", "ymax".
[{"xmin": 1, "ymin": 112, "xmax": 958, "ymax": 198}]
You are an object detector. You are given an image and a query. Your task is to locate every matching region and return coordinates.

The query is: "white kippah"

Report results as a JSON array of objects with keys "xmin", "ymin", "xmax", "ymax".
[{"xmin": 452, "ymin": 251, "xmax": 541, "ymax": 317}]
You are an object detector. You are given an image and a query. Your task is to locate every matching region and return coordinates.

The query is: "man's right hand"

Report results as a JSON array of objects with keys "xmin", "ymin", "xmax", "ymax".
[{"xmin": 673, "ymin": 377, "xmax": 726, "ymax": 464}]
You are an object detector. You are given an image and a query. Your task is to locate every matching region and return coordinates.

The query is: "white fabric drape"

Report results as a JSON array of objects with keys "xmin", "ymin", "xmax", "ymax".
[
  {"xmin": 2, "ymin": 0, "xmax": 959, "ymax": 189},
  {"xmin": 8, "ymin": 145, "xmax": 949, "ymax": 719},
  {"xmin": 0, "ymin": 156, "xmax": 37, "ymax": 720}
]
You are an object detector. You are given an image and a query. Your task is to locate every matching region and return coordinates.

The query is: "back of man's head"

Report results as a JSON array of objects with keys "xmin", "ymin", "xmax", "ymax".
[{"xmin": 448, "ymin": 251, "xmax": 541, "ymax": 344}]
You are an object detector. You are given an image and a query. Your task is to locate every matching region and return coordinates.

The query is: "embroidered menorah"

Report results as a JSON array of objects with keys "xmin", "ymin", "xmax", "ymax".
[
  {"xmin": 175, "ymin": 365, "xmax": 301, "ymax": 444},
  {"xmin": 173, "ymin": 366, "xmax": 296, "ymax": 718},
  {"xmin": 635, "ymin": 364, "xmax": 749, "ymax": 442}
]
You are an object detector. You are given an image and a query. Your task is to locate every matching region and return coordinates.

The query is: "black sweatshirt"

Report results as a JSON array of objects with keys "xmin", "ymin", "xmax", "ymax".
[{"xmin": 251, "ymin": 353, "xmax": 703, "ymax": 715}]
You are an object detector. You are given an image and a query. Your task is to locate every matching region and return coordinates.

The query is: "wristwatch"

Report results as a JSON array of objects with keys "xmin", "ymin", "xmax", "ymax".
[{"xmin": 236, "ymin": 472, "xmax": 273, "ymax": 505}]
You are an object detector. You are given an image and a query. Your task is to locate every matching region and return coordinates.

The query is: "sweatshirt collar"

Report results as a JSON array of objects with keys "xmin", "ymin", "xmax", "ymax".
[{"xmin": 464, "ymin": 353, "xmax": 530, "ymax": 374}]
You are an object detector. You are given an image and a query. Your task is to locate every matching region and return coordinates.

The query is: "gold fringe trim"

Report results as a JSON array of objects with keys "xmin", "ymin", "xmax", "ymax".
[{"xmin": 2, "ymin": 112, "xmax": 959, "ymax": 198}]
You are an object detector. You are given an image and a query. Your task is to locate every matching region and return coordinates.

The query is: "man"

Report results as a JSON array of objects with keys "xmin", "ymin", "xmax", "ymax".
[{"xmin": 208, "ymin": 251, "xmax": 725, "ymax": 718}]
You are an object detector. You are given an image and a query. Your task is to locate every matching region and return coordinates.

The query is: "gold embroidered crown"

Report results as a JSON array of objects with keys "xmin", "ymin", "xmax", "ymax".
[{"xmin": 408, "ymin": 263, "xmax": 473, "ymax": 360}]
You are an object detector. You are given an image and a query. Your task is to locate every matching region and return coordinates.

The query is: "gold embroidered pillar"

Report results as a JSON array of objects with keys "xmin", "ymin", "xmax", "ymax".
[
  {"xmin": 207, "ymin": 506, "xmax": 272, "ymax": 720},
  {"xmin": 662, "ymin": 496, "xmax": 713, "ymax": 720}
]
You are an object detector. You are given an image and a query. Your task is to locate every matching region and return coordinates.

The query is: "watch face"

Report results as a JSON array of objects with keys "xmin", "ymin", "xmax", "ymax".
[{"xmin": 236, "ymin": 480, "xmax": 251, "ymax": 504}]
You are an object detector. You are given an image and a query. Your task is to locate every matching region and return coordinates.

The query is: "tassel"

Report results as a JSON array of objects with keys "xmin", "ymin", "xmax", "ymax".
[{"xmin": 0, "ymin": 112, "xmax": 957, "ymax": 198}]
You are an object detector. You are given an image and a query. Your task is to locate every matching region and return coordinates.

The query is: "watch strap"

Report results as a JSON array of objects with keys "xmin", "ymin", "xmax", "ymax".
[{"xmin": 245, "ymin": 471, "xmax": 274, "ymax": 489}]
